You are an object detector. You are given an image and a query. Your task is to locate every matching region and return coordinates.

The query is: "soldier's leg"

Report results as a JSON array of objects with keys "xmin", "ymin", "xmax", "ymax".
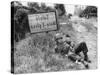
[
  {"xmin": 74, "ymin": 42, "xmax": 91, "ymax": 63},
  {"xmin": 83, "ymin": 51, "xmax": 91, "ymax": 63},
  {"xmin": 74, "ymin": 43, "xmax": 82, "ymax": 56},
  {"xmin": 68, "ymin": 54, "xmax": 89, "ymax": 69},
  {"xmin": 68, "ymin": 54, "xmax": 78, "ymax": 62},
  {"xmin": 81, "ymin": 42, "xmax": 91, "ymax": 63}
]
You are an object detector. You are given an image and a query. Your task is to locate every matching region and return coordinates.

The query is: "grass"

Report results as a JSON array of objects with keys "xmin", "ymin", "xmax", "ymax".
[{"xmin": 14, "ymin": 27, "xmax": 83, "ymax": 73}]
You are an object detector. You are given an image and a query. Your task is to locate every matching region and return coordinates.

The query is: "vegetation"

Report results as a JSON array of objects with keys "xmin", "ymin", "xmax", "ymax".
[
  {"xmin": 79, "ymin": 6, "xmax": 97, "ymax": 18},
  {"xmin": 14, "ymin": 32, "xmax": 82, "ymax": 73}
]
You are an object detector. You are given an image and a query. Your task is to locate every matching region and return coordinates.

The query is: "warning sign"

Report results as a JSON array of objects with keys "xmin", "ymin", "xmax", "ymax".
[{"xmin": 28, "ymin": 11, "xmax": 58, "ymax": 33}]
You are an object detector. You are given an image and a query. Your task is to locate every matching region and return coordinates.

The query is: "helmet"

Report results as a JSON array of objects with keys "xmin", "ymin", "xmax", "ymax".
[{"xmin": 55, "ymin": 32, "xmax": 63, "ymax": 39}]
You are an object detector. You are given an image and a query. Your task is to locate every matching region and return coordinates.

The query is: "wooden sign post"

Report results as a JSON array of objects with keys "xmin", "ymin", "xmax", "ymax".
[{"xmin": 28, "ymin": 11, "xmax": 58, "ymax": 33}]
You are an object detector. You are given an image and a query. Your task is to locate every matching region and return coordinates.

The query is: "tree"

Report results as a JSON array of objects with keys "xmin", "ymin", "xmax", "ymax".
[
  {"xmin": 27, "ymin": 2, "xmax": 40, "ymax": 10},
  {"xmin": 55, "ymin": 4, "xmax": 66, "ymax": 16},
  {"xmin": 79, "ymin": 6, "xmax": 97, "ymax": 18},
  {"xmin": 11, "ymin": 1, "xmax": 22, "ymax": 7},
  {"xmin": 11, "ymin": 2, "xmax": 31, "ymax": 42}
]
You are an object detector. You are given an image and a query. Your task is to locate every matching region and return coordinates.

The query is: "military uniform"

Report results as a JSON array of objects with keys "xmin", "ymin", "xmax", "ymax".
[
  {"xmin": 54, "ymin": 33, "xmax": 72, "ymax": 55},
  {"xmin": 54, "ymin": 33, "xmax": 91, "ymax": 68}
]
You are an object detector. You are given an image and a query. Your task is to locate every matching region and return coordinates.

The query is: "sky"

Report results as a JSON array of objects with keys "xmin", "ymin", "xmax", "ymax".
[{"xmin": 65, "ymin": 5, "xmax": 75, "ymax": 14}]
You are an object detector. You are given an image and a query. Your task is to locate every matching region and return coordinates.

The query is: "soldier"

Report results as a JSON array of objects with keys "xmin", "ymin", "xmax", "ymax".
[
  {"xmin": 54, "ymin": 32, "xmax": 75, "ymax": 55},
  {"xmin": 54, "ymin": 32, "xmax": 91, "ymax": 68},
  {"xmin": 54, "ymin": 32, "xmax": 71, "ymax": 55}
]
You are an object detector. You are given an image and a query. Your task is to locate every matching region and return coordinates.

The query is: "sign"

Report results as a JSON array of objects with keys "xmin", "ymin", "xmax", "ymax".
[{"xmin": 28, "ymin": 12, "xmax": 58, "ymax": 33}]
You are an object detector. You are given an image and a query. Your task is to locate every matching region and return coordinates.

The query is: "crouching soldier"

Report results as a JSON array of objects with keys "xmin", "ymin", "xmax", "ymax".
[
  {"xmin": 54, "ymin": 33, "xmax": 71, "ymax": 55},
  {"xmin": 54, "ymin": 32, "xmax": 91, "ymax": 69}
]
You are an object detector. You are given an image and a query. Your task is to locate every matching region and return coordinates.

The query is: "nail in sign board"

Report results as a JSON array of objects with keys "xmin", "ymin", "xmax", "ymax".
[{"xmin": 28, "ymin": 12, "xmax": 58, "ymax": 33}]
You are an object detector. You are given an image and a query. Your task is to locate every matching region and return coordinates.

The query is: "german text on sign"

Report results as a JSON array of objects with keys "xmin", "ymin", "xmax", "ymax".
[{"xmin": 28, "ymin": 12, "xmax": 57, "ymax": 33}]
